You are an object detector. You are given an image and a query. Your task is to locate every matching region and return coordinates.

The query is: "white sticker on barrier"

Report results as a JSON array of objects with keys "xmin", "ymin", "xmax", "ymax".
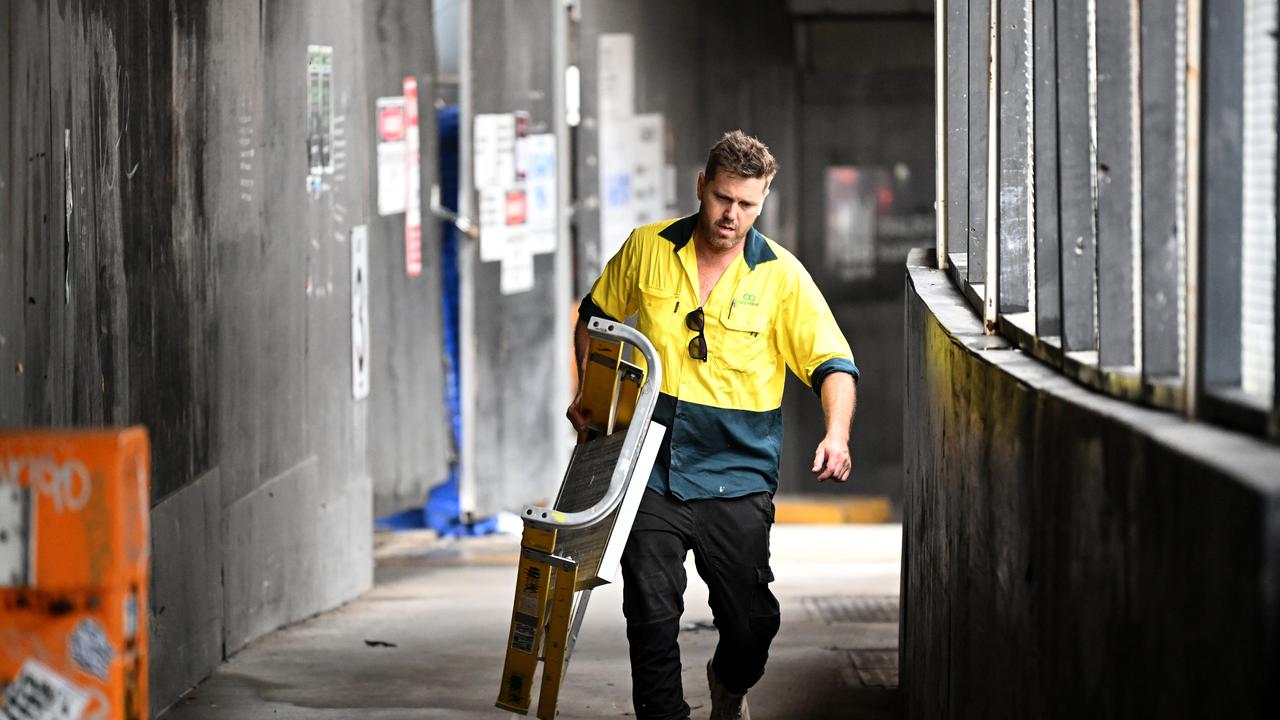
[
  {"xmin": 0, "ymin": 658, "xmax": 90, "ymax": 720},
  {"xmin": 68, "ymin": 618, "xmax": 114, "ymax": 680}
]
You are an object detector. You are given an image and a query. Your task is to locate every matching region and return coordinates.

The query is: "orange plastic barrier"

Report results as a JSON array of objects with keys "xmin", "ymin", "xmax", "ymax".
[{"xmin": 0, "ymin": 428, "xmax": 150, "ymax": 720}]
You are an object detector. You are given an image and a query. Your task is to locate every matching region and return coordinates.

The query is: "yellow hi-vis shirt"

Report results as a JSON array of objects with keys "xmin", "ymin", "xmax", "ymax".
[{"xmin": 580, "ymin": 214, "xmax": 858, "ymax": 500}]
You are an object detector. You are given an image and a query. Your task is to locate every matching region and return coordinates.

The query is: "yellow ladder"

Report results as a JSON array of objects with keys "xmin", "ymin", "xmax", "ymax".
[{"xmin": 496, "ymin": 318, "xmax": 662, "ymax": 718}]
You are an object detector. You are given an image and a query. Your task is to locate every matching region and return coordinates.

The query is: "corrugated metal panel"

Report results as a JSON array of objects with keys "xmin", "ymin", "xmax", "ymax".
[{"xmin": 1241, "ymin": 0, "xmax": 1276, "ymax": 400}]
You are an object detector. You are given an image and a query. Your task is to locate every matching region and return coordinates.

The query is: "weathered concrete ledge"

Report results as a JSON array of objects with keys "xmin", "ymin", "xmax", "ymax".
[{"xmin": 901, "ymin": 248, "xmax": 1280, "ymax": 719}]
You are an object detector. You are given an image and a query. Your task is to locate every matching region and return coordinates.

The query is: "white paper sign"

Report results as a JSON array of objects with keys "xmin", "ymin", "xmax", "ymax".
[
  {"xmin": 524, "ymin": 134, "xmax": 558, "ymax": 255},
  {"xmin": 2, "ymin": 659, "xmax": 90, "ymax": 720},
  {"xmin": 631, "ymin": 114, "xmax": 666, "ymax": 228},
  {"xmin": 500, "ymin": 231, "xmax": 535, "ymax": 295},
  {"xmin": 473, "ymin": 113, "xmax": 517, "ymax": 190},
  {"xmin": 375, "ymin": 97, "xmax": 406, "ymax": 216},
  {"xmin": 351, "ymin": 225, "xmax": 370, "ymax": 400},
  {"xmin": 598, "ymin": 34, "xmax": 635, "ymax": 120},
  {"xmin": 478, "ymin": 187, "xmax": 509, "ymax": 262},
  {"xmin": 598, "ymin": 117, "xmax": 634, "ymax": 266}
]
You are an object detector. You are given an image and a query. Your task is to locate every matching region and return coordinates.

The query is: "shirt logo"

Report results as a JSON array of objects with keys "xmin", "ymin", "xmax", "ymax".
[{"xmin": 738, "ymin": 292, "xmax": 761, "ymax": 307}]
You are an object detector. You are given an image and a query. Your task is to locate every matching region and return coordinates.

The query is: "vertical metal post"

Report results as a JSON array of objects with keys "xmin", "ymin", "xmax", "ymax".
[
  {"xmin": 1128, "ymin": 0, "xmax": 1143, "ymax": 370},
  {"xmin": 1095, "ymin": 0, "xmax": 1139, "ymax": 368},
  {"xmin": 1033, "ymin": 0, "xmax": 1062, "ymax": 337},
  {"xmin": 1199, "ymin": 0, "xmax": 1247, "ymax": 390},
  {"xmin": 1056, "ymin": 0, "xmax": 1100, "ymax": 353},
  {"xmin": 936, "ymin": 0, "xmax": 949, "ymax": 270},
  {"xmin": 984, "ymin": 0, "xmax": 1000, "ymax": 332},
  {"xmin": 996, "ymin": 0, "xmax": 1034, "ymax": 319},
  {"xmin": 458, "ymin": 0, "xmax": 478, "ymax": 517},
  {"xmin": 1273, "ymin": 4, "xmax": 1280, "ymax": 441},
  {"xmin": 969, "ymin": 0, "xmax": 992, "ymax": 285},
  {"xmin": 551, "ymin": 0, "xmax": 576, "ymax": 477},
  {"xmin": 1185, "ymin": 0, "xmax": 1203, "ymax": 417},
  {"xmin": 947, "ymin": 0, "xmax": 970, "ymax": 265},
  {"xmin": 1140, "ymin": 0, "xmax": 1183, "ymax": 379}
]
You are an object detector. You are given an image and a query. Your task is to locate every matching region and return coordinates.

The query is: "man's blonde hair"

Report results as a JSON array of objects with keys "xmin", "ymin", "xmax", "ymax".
[{"xmin": 704, "ymin": 130, "xmax": 778, "ymax": 182}]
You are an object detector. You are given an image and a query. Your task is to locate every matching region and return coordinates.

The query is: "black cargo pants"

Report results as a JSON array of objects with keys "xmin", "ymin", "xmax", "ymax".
[{"xmin": 620, "ymin": 488, "xmax": 780, "ymax": 720}]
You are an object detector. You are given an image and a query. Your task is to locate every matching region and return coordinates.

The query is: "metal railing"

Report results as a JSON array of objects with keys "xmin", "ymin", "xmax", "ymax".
[{"xmin": 935, "ymin": 0, "xmax": 1279, "ymax": 441}]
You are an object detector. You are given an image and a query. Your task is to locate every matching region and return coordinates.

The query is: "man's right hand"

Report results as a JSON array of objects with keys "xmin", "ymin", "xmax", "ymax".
[{"xmin": 566, "ymin": 395, "xmax": 592, "ymax": 432}]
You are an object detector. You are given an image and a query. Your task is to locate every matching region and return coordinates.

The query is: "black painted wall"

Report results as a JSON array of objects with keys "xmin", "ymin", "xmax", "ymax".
[
  {"xmin": 902, "ymin": 250, "xmax": 1280, "ymax": 718},
  {"xmin": 2, "ymin": 0, "xmax": 449, "ymax": 711}
]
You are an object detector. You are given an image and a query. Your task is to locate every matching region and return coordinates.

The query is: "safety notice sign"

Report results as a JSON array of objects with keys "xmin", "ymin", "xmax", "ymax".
[{"xmin": 375, "ymin": 96, "xmax": 407, "ymax": 216}]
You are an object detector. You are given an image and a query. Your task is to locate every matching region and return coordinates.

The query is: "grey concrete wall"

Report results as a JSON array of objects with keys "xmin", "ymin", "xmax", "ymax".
[
  {"xmin": 1, "ymin": 1, "xmax": 449, "ymax": 713},
  {"xmin": 461, "ymin": 0, "xmax": 573, "ymax": 518},
  {"xmin": 902, "ymin": 249, "xmax": 1280, "ymax": 718}
]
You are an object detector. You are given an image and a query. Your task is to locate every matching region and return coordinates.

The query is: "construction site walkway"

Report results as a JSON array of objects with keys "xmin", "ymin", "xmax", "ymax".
[{"xmin": 158, "ymin": 522, "xmax": 903, "ymax": 719}]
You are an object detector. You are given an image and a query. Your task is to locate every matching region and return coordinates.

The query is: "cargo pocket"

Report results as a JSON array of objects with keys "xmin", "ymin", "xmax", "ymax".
[{"xmin": 749, "ymin": 565, "xmax": 781, "ymax": 643}]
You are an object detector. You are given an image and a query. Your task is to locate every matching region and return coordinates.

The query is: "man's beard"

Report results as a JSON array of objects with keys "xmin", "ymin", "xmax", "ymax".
[{"xmin": 699, "ymin": 209, "xmax": 746, "ymax": 250}]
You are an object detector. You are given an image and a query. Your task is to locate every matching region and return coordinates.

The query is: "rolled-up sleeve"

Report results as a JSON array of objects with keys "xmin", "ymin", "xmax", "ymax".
[
  {"xmin": 775, "ymin": 264, "xmax": 859, "ymax": 393},
  {"xmin": 580, "ymin": 230, "xmax": 640, "ymax": 322}
]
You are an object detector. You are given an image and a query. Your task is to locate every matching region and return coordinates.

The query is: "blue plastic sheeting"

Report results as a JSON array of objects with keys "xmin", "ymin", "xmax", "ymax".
[{"xmin": 376, "ymin": 105, "xmax": 495, "ymax": 537}]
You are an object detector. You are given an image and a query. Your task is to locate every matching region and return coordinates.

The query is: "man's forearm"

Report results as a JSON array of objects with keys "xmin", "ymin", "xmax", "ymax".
[
  {"xmin": 573, "ymin": 314, "xmax": 590, "ymax": 391},
  {"xmin": 819, "ymin": 372, "xmax": 856, "ymax": 441}
]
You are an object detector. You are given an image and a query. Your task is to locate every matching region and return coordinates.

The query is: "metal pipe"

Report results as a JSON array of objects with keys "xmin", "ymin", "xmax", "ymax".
[
  {"xmin": 984, "ymin": 0, "xmax": 1000, "ymax": 333},
  {"xmin": 936, "ymin": 0, "xmax": 949, "ymax": 271},
  {"xmin": 458, "ymin": 0, "xmax": 478, "ymax": 518},
  {"xmin": 1185, "ymin": 0, "xmax": 1202, "ymax": 418}
]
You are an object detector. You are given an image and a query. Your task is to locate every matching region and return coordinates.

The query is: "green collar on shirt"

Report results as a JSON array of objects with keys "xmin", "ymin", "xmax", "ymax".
[{"xmin": 657, "ymin": 214, "xmax": 778, "ymax": 271}]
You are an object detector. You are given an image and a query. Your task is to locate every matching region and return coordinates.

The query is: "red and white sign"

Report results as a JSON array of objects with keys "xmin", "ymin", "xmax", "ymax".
[
  {"xmin": 378, "ymin": 104, "xmax": 405, "ymax": 142},
  {"xmin": 375, "ymin": 96, "xmax": 407, "ymax": 217},
  {"xmin": 403, "ymin": 77, "xmax": 422, "ymax": 277},
  {"xmin": 504, "ymin": 191, "xmax": 528, "ymax": 226}
]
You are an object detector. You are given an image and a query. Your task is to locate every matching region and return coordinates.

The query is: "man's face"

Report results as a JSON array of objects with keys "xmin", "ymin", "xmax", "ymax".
[{"xmin": 695, "ymin": 170, "xmax": 770, "ymax": 251}]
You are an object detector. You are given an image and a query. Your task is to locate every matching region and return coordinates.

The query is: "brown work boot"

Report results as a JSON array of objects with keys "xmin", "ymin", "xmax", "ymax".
[{"xmin": 707, "ymin": 659, "xmax": 750, "ymax": 720}]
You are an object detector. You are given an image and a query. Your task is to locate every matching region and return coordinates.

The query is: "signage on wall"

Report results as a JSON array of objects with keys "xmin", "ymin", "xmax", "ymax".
[
  {"xmin": 375, "ymin": 96, "xmax": 407, "ymax": 216},
  {"xmin": 404, "ymin": 77, "xmax": 423, "ymax": 277},
  {"xmin": 306, "ymin": 45, "xmax": 334, "ymax": 194},
  {"xmin": 596, "ymin": 35, "xmax": 666, "ymax": 268},
  {"xmin": 351, "ymin": 225, "xmax": 370, "ymax": 400},
  {"xmin": 474, "ymin": 112, "xmax": 552, "ymax": 295}
]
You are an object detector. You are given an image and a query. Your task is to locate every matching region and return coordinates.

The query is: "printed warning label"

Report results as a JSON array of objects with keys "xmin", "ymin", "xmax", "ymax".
[{"xmin": 1, "ymin": 658, "xmax": 90, "ymax": 720}]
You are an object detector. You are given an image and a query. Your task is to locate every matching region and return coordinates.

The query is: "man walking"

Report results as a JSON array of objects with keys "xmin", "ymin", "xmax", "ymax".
[{"xmin": 567, "ymin": 130, "xmax": 858, "ymax": 720}]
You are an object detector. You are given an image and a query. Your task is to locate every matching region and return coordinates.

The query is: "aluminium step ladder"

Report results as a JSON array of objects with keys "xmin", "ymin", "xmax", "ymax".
[{"xmin": 495, "ymin": 317, "xmax": 664, "ymax": 718}]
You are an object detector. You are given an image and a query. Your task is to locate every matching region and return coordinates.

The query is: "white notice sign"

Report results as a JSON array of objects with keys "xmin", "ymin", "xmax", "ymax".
[
  {"xmin": 351, "ymin": 225, "xmax": 370, "ymax": 400},
  {"xmin": 631, "ymin": 114, "xmax": 666, "ymax": 228},
  {"xmin": 473, "ymin": 113, "xmax": 517, "ymax": 190},
  {"xmin": 524, "ymin": 134, "xmax": 558, "ymax": 255},
  {"xmin": 500, "ymin": 231, "xmax": 535, "ymax": 295},
  {"xmin": 598, "ymin": 34, "xmax": 635, "ymax": 120},
  {"xmin": 375, "ymin": 97, "xmax": 406, "ymax": 216},
  {"xmin": 478, "ymin": 186, "xmax": 509, "ymax": 262}
]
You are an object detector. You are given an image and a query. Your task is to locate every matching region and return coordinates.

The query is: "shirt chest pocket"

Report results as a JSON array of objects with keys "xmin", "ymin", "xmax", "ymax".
[
  {"xmin": 637, "ymin": 283, "xmax": 681, "ymax": 345},
  {"xmin": 714, "ymin": 307, "xmax": 770, "ymax": 373}
]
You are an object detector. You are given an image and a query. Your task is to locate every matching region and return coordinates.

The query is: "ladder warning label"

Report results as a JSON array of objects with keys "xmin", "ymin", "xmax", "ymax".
[{"xmin": 511, "ymin": 613, "xmax": 538, "ymax": 654}]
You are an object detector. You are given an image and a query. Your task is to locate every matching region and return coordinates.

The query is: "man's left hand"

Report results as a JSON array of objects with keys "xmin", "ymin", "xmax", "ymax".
[{"xmin": 811, "ymin": 436, "xmax": 851, "ymax": 482}]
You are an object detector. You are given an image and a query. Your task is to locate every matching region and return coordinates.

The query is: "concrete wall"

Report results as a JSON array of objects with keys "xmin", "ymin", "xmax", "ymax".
[
  {"xmin": 1, "ymin": 1, "xmax": 449, "ymax": 713},
  {"xmin": 902, "ymin": 249, "xmax": 1280, "ymax": 718},
  {"xmin": 459, "ymin": 0, "xmax": 574, "ymax": 519}
]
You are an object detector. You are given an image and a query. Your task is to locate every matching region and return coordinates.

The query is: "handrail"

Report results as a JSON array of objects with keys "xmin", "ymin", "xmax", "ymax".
[{"xmin": 520, "ymin": 317, "xmax": 662, "ymax": 530}]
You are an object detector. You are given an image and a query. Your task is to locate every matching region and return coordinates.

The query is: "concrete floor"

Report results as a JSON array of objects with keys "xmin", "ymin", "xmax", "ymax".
[{"xmin": 157, "ymin": 524, "xmax": 903, "ymax": 720}]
